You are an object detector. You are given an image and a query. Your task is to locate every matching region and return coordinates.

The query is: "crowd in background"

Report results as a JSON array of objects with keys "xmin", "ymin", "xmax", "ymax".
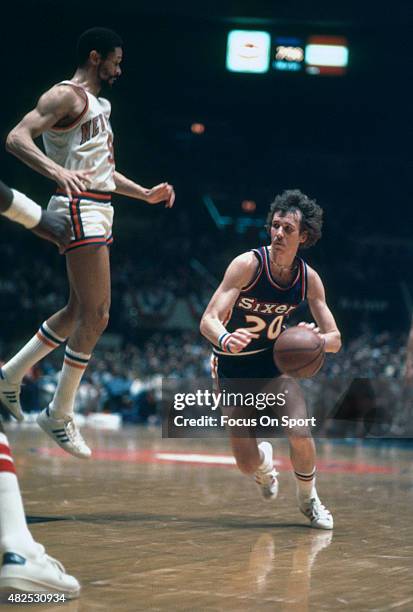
[
  {"xmin": 1, "ymin": 328, "xmax": 409, "ymax": 435},
  {"xmin": 0, "ymin": 214, "xmax": 411, "ymax": 435}
]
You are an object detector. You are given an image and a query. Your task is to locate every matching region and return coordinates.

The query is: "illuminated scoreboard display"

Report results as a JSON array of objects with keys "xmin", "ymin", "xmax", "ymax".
[{"xmin": 226, "ymin": 31, "xmax": 349, "ymax": 76}]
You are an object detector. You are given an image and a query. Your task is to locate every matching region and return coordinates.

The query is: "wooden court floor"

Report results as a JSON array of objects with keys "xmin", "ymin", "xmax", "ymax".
[{"xmin": 0, "ymin": 427, "xmax": 412, "ymax": 611}]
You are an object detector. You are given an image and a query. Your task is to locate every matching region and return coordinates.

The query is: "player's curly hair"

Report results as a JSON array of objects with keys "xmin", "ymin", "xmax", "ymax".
[
  {"xmin": 265, "ymin": 189, "xmax": 323, "ymax": 249},
  {"xmin": 77, "ymin": 27, "xmax": 123, "ymax": 66}
]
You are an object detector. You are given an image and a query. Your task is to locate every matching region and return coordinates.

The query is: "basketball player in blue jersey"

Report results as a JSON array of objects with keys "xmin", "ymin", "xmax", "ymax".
[
  {"xmin": 0, "ymin": 179, "xmax": 79, "ymax": 596},
  {"xmin": 201, "ymin": 190, "xmax": 341, "ymax": 530},
  {"xmin": 1, "ymin": 28, "xmax": 175, "ymax": 458}
]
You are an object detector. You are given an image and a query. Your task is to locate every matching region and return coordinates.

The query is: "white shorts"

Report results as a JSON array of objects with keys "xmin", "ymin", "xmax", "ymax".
[{"xmin": 47, "ymin": 189, "xmax": 114, "ymax": 253}]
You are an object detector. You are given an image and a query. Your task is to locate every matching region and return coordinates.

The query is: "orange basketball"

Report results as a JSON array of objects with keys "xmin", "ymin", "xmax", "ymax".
[{"xmin": 273, "ymin": 326, "xmax": 325, "ymax": 378}]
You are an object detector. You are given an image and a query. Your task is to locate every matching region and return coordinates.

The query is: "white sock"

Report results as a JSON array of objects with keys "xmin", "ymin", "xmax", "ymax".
[
  {"xmin": 49, "ymin": 346, "xmax": 91, "ymax": 418},
  {"xmin": 2, "ymin": 322, "xmax": 65, "ymax": 384},
  {"xmin": 295, "ymin": 468, "xmax": 317, "ymax": 500},
  {"xmin": 0, "ymin": 433, "xmax": 40, "ymax": 557}
]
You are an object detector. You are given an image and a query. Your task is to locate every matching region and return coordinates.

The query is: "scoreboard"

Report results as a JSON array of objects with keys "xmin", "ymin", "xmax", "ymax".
[{"xmin": 226, "ymin": 30, "xmax": 349, "ymax": 76}]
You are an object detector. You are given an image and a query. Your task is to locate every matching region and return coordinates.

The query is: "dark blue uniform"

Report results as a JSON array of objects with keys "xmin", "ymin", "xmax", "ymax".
[{"xmin": 212, "ymin": 246, "xmax": 308, "ymax": 381}]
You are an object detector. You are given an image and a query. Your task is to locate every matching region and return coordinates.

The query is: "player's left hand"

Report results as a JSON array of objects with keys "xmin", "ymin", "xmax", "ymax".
[
  {"xmin": 146, "ymin": 183, "xmax": 175, "ymax": 208},
  {"xmin": 298, "ymin": 321, "xmax": 321, "ymax": 334}
]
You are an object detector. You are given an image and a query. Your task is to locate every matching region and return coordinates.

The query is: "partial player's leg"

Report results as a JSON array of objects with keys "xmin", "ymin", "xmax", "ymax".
[
  {"xmin": 46, "ymin": 282, "xmax": 80, "ymax": 340},
  {"xmin": 0, "ymin": 421, "xmax": 80, "ymax": 597},
  {"xmin": 230, "ymin": 431, "xmax": 279, "ymax": 501},
  {"xmin": 0, "ymin": 275, "xmax": 79, "ymax": 422},
  {"xmin": 215, "ymin": 352, "xmax": 279, "ymax": 500},
  {"xmin": 37, "ymin": 244, "xmax": 111, "ymax": 458},
  {"xmin": 280, "ymin": 378, "xmax": 333, "ymax": 529}
]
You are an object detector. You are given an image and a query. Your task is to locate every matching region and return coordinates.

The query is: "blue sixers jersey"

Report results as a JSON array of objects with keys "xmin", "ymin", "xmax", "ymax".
[{"xmin": 214, "ymin": 246, "xmax": 308, "ymax": 356}]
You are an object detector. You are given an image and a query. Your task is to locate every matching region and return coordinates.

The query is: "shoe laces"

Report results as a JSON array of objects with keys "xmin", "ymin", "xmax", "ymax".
[
  {"xmin": 305, "ymin": 497, "xmax": 330, "ymax": 520},
  {"xmin": 43, "ymin": 553, "xmax": 66, "ymax": 576},
  {"xmin": 255, "ymin": 469, "xmax": 278, "ymax": 487},
  {"xmin": 64, "ymin": 418, "xmax": 86, "ymax": 447}
]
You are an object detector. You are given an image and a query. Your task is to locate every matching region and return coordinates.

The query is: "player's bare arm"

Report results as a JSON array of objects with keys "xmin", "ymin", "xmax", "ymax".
[
  {"xmin": 300, "ymin": 266, "xmax": 341, "ymax": 353},
  {"xmin": 6, "ymin": 85, "xmax": 92, "ymax": 198},
  {"xmin": 0, "ymin": 179, "xmax": 70, "ymax": 249},
  {"xmin": 113, "ymin": 171, "xmax": 175, "ymax": 208},
  {"xmin": 200, "ymin": 252, "xmax": 258, "ymax": 353}
]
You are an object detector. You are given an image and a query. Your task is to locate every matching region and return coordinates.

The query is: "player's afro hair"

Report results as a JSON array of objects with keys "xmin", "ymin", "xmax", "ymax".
[
  {"xmin": 266, "ymin": 189, "xmax": 323, "ymax": 249},
  {"xmin": 77, "ymin": 27, "xmax": 123, "ymax": 66}
]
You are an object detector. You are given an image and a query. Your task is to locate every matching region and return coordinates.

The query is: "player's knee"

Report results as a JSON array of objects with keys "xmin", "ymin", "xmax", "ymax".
[
  {"xmin": 288, "ymin": 429, "xmax": 313, "ymax": 444},
  {"xmin": 62, "ymin": 302, "xmax": 78, "ymax": 323},
  {"xmin": 94, "ymin": 304, "xmax": 110, "ymax": 333},
  {"xmin": 79, "ymin": 304, "xmax": 110, "ymax": 335}
]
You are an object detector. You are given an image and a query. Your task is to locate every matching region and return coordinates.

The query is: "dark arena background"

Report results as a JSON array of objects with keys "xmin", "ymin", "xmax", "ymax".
[{"xmin": 1, "ymin": 1, "xmax": 413, "ymax": 610}]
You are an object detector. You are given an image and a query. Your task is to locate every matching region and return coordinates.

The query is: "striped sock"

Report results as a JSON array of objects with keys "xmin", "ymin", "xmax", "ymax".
[
  {"xmin": 49, "ymin": 347, "xmax": 91, "ymax": 418},
  {"xmin": 294, "ymin": 468, "xmax": 317, "ymax": 500},
  {"xmin": 0, "ymin": 433, "xmax": 39, "ymax": 556},
  {"xmin": 2, "ymin": 322, "xmax": 65, "ymax": 383}
]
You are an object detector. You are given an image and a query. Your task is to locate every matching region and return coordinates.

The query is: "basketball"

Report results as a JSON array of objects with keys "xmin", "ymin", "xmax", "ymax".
[{"xmin": 273, "ymin": 326, "xmax": 325, "ymax": 378}]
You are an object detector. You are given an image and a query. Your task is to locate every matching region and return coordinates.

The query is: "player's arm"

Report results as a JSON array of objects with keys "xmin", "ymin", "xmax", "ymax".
[
  {"xmin": 6, "ymin": 86, "xmax": 92, "ymax": 198},
  {"xmin": 113, "ymin": 171, "xmax": 175, "ymax": 208},
  {"xmin": 302, "ymin": 267, "xmax": 342, "ymax": 353},
  {"xmin": 200, "ymin": 253, "xmax": 257, "ymax": 353},
  {"xmin": 0, "ymin": 179, "xmax": 70, "ymax": 249}
]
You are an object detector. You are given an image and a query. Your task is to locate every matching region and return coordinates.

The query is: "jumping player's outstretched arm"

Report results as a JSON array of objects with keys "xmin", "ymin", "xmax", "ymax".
[
  {"xmin": 113, "ymin": 171, "xmax": 175, "ymax": 208},
  {"xmin": 0, "ymin": 179, "xmax": 70, "ymax": 248},
  {"xmin": 6, "ymin": 86, "xmax": 92, "ymax": 198},
  {"xmin": 302, "ymin": 267, "xmax": 342, "ymax": 353},
  {"xmin": 200, "ymin": 253, "xmax": 256, "ymax": 353}
]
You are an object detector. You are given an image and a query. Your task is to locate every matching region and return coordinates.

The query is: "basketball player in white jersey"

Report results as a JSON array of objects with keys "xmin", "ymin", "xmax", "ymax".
[
  {"xmin": 1, "ymin": 28, "xmax": 175, "ymax": 458},
  {"xmin": 0, "ymin": 179, "xmax": 79, "ymax": 597}
]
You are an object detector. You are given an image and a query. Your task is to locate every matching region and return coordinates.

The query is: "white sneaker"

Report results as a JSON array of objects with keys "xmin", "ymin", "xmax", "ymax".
[
  {"xmin": 37, "ymin": 407, "xmax": 91, "ymax": 459},
  {"xmin": 0, "ymin": 370, "xmax": 24, "ymax": 422},
  {"xmin": 254, "ymin": 442, "xmax": 279, "ymax": 501},
  {"xmin": 0, "ymin": 550, "xmax": 80, "ymax": 598},
  {"xmin": 299, "ymin": 492, "xmax": 334, "ymax": 530}
]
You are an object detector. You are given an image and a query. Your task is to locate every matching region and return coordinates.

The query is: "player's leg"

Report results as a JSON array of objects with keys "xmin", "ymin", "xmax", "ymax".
[
  {"xmin": 215, "ymin": 352, "xmax": 279, "ymax": 500},
  {"xmin": 0, "ymin": 421, "xmax": 80, "ymax": 597},
  {"xmin": 230, "ymin": 432, "xmax": 279, "ymax": 501},
  {"xmin": 46, "ymin": 282, "xmax": 80, "ymax": 340},
  {"xmin": 1, "ymin": 284, "xmax": 79, "ymax": 384},
  {"xmin": 230, "ymin": 435, "xmax": 261, "ymax": 475},
  {"xmin": 283, "ymin": 383, "xmax": 333, "ymax": 529},
  {"xmin": 37, "ymin": 244, "xmax": 110, "ymax": 458},
  {"xmin": 0, "ymin": 283, "xmax": 79, "ymax": 422}
]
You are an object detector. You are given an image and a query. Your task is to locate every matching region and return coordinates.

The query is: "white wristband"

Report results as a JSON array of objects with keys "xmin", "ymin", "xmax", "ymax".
[{"xmin": 3, "ymin": 189, "xmax": 42, "ymax": 229}]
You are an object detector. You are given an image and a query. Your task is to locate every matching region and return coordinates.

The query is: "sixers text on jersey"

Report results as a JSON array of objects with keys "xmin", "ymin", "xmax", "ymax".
[{"xmin": 213, "ymin": 246, "xmax": 307, "ymax": 356}]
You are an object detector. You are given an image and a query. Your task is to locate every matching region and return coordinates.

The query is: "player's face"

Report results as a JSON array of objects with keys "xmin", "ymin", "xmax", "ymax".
[
  {"xmin": 98, "ymin": 47, "xmax": 123, "ymax": 87},
  {"xmin": 270, "ymin": 210, "xmax": 307, "ymax": 256}
]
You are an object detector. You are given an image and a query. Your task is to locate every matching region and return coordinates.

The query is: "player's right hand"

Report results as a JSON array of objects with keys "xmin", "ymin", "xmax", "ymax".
[
  {"xmin": 226, "ymin": 329, "xmax": 254, "ymax": 353},
  {"xmin": 53, "ymin": 168, "xmax": 93, "ymax": 199},
  {"xmin": 32, "ymin": 210, "xmax": 71, "ymax": 250}
]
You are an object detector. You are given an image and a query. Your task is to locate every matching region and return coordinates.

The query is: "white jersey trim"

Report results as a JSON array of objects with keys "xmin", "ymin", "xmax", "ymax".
[{"xmin": 50, "ymin": 82, "xmax": 89, "ymax": 133}]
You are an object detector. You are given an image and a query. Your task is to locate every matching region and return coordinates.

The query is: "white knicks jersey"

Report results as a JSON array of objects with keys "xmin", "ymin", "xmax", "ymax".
[{"xmin": 42, "ymin": 80, "xmax": 116, "ymax": 192}]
